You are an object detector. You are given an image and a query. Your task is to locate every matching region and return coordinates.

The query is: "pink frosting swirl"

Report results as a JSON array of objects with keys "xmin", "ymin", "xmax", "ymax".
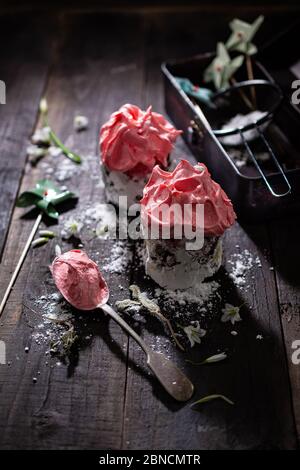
[
  {"xmin": 141, "ymin": 159, "xmax": 236, "ymax": 237},
  {"xmin": 100, "ymin": 103, "xmax": 182, "ymax": 176},
  {"xmin": 51, "ymin": 250, "xmax": 109, "ymax": 310}
]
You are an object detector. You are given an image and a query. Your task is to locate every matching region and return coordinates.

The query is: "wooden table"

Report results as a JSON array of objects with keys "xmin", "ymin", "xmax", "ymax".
[{"xmin": 0, "ymin": 7, "xmax": 299, "ymax": 450}]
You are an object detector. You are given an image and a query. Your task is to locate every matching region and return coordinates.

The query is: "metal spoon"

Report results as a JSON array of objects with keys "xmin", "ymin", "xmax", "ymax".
[
  {"xmin": 101, "ymin": 303, "xmax": 194, "ymax": 402},
  {"xmin": 51, "ymin": 250, "xmax": 194, "ymax": 402}
]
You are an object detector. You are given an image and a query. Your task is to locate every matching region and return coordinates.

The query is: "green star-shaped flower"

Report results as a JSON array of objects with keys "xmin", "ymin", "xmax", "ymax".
[
  {"xmin": 204, "ymin": 42, "xmax": 244, "ymax": 90},
  {"xmin": 226, "ymin": 15, "xmax": 264, "ymax": 56},
  {"xmin": 16, "ymin": 179, "xmax": 76, "ymax": 219}
]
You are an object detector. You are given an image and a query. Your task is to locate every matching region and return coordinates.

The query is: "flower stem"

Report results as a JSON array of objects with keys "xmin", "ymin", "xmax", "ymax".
[
  {"xmin": 48, "ymin": 128, "xmax": 82, "ymax": 164},
  {"xmin": 41, "ymin": 104, "xmax": 82, "ymax": 164},
  {"xmin": 230, "ymin": 77, "xmax": 254, "ymax": 111}
]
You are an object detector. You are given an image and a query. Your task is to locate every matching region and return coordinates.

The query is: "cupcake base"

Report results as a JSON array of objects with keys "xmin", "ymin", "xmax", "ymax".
[
  {"xmin": 143, "ymin": 236, "xmax": 223, "ymax": 290},
  {"xmin": 102, "ymin": 165, "xmax": 148, "ymax": 208}
]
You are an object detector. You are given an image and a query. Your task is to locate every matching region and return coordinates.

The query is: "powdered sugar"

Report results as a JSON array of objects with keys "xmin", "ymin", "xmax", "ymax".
[
  {"xmin": 102, "ymin": 240, "xmax": 132, "ymax": 274},
  {"xmin": 227, "ymin": 249, "xmax": 261, "ymax": 289},
  {"xmin": 29, "ymin": 292, "xmax": 74, "ymax": 348},
  {"xmin": 154, "ymin": 280, "xmax": 220, "ymax": 316}
]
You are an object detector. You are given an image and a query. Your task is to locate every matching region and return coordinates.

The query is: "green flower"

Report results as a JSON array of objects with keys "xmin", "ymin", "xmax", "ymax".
[
  {"xmin": 226, "ymin": 15, "xmax": 264, "ymax": 56},
  {"xmin": 16, "ymin": 180, "xmax": 76, "ymax": 219},
  {"xmin": 204, "ymin": 42, "xmax": 244, "ymax": 90}
]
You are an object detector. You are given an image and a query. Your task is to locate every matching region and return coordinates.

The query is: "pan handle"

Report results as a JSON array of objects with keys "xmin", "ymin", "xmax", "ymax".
[{"xmin": 238, "ymin": 127, "xmax": 291, "ymax": 198}]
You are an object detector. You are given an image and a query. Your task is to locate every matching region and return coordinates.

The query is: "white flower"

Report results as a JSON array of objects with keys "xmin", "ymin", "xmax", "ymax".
[
  {"xmin": 221, "ymin": 303, "xmax": 242, "ymax": 325},
  {"xmin": 31, "ymin": 126, "xmax": 51, "ymax": 145},
  {"xmin": 74, "ymin": 115, "xmax": 89, "ymax": 131},
  {"xmin": 39, "ymin": 98, "xmax": 48, "ymax": 114},
  {"xmin": 26, "ymin": 144, "xmax": 47, "ymax": 158},
  {"xmin": 48, "ymin": 146, "xmax": 62, "ymax": 157},
  {"xmin": 61, "ymin": 218, "xmax": 83, "ymax": 239},
  {"xmin": 27, "ymin": 144, "xmax": 47, "ymax": 164},
  {"xmin": 183, "ymin": 321, "xmax": 206, "ymax": 347}
]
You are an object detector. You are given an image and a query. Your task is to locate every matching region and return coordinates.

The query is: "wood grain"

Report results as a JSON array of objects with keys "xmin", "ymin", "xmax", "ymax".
[
  {"xmin": 0, "ymin": 9, "xmax": 299, "ymax": 450},
  {"xmin": 0, "ymin": 12, "xmax": 144, "ymax": 449},
  {"xmin": 122, "ymin": 12, "xmax": 297, "ymax": 450},
  {"xmin": 0, "ymin": 13, "xmax": 56, "ymax": 261},
  {"xmin": 268, "ymin": 217, "xmax": 300, "ymax": 445}
]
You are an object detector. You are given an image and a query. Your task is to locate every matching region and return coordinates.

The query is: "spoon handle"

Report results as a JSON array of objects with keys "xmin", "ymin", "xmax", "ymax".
[
  {"xmin": 101, "ymin": 303, "xmax": 149, "ymax": 353},
  {"xmin": 101, "ymin": 303, "xmax": 194, "ymax": 402}
]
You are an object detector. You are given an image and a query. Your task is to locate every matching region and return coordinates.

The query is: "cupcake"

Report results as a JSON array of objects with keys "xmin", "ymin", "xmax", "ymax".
[
  {"xmin": 140, "ymin": 159, "xmax": 236, "ymax": 290},
  {"xmin": 100, "ymin": 103, "xmax": 181, "ymax": 208}
]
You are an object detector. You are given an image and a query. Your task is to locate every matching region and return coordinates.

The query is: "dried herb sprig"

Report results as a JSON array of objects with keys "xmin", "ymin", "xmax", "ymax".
[
  {"xmin": 115, "ymin": 285, "xmax": 185, "ymax": 351},
  {"xmin": 129, "ymin": 285, "xmax": 185, "ymax": 351},
  {"xmin": 49, "ymin": 321, "xmax": 78, "ymax": 356}
]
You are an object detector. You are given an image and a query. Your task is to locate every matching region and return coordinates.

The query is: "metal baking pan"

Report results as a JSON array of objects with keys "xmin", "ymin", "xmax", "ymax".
[{"xmin": 162, "ymin": 53, "xmax": 300, "ymax": 220}]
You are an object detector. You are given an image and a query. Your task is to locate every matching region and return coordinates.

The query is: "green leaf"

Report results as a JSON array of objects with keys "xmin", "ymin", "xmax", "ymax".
[
  {"xmin": 50, "ymin": 190, "xmax": 76, "ymax": 206},
  {"xmin": 246, "ymin": 43, "xmax": 257, "ymax": 56},
  {"xmin": 222, "ymin": 55, "xmax": 244, "ymax": 86},
  {"xmin": 191, "ymin": 394, "xmax": 234, "ymax": 407},
  {"xmin": 248, "ymin": 15, "xmax": 264, "ymax": 42},
  {"xmin": 16, "ymin": 191, "xmax": 42, "ymax": 208},
  {"xmin": 31, "ymin": 237, "xmax": 49, "ymax": 248},
  {"xmin": 36, "ymin": 199, "xmax": 59, "ymax": 219},
  {"xmin": 39, "ymin": 230, "xmax": 56, "ymax": 238},
  {"xmin": 217, "ymin": 42, "xmax": 230, "ymax": 63}
]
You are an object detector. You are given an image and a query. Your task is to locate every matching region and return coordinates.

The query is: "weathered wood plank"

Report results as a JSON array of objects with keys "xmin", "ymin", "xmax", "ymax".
[
  {"xmin": 0, "ymin": 13, "xmax": 55, "ymax": 261},
  {"xmin": 0, "ymin": 9, "xmax": 298, "ymax": 451},
  {"xmin": 124, "ymin": 228, "xmax": 297, "ymax": 449},
  {"xmin": 268, "ymin": 217, "xmax": 300, "ymax": 444},
  {"xmin": 0, "ymin": 12, "xmax": 145, "ymax": 449},
  {"xmin": 121, "ymin": 12, "xmax": 297, "ymax": 450}
]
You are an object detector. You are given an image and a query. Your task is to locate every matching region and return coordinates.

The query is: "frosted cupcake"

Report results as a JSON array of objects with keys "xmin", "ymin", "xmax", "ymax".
[
  {"xmin": 100, "ymin": 104, "xmax": 181, "ymax": 207},
  {"xmin": 140, "ymin": 160, "xmax": 236, "ymax": 290}
]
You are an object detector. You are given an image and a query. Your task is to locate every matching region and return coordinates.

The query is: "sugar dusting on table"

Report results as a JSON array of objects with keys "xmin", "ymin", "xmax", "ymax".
[
  {"xmin": 228, "ymin": 249, "xmax": 261, "ymax": 289},
  {"xmin": 102, "ymin": 240, "xmax": 132, "ymax": 274}
]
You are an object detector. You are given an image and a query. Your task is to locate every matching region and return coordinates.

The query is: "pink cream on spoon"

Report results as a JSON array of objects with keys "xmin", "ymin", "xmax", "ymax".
[{"xmin": 51, "ymin": 249, "xmax": 194, "ymax": 402}]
